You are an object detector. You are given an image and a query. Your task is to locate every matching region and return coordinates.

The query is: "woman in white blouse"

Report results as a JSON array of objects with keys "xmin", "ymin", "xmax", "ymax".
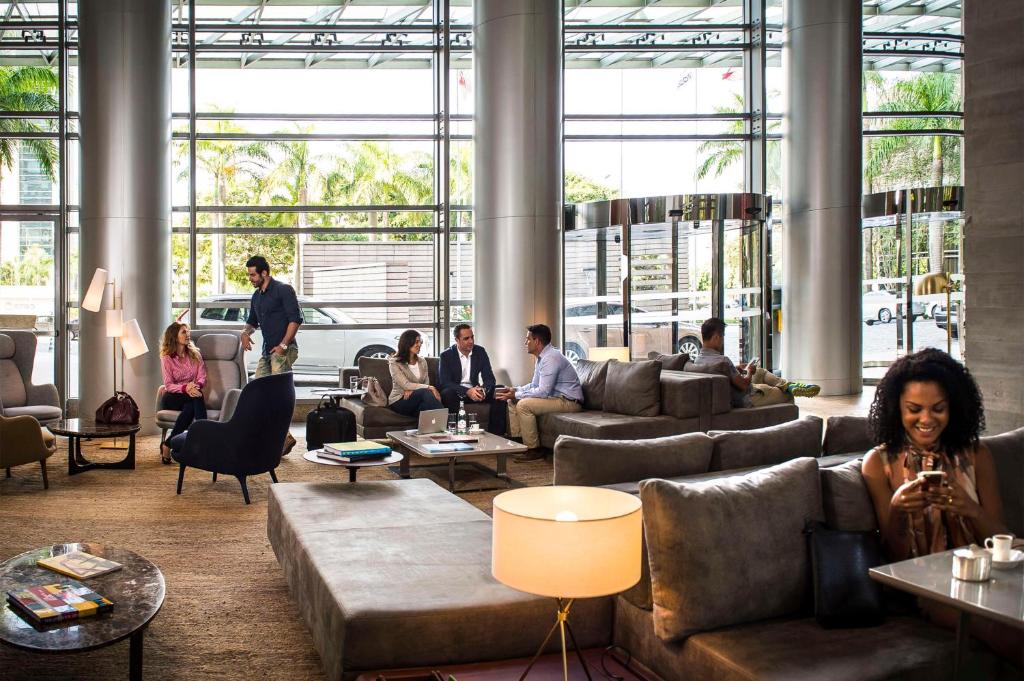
[{"xmin": 388, "ymin": 329, "xmax": 444, "ymax": 416}]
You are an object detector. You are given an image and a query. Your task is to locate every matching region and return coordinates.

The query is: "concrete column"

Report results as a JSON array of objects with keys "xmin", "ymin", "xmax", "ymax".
[
  {"xmin": 79, "ymin": 0, "xmax": 170, "ymax": 433},
  {"xmin": 963, "ymin": 0, "xmax": 1024, "ymax": 434},
  {"xmin": 473, "ymin": 0, "xmax": 562, "ymax": 385},
  {"xmin": 782, "ymin": 0, "xmax": 862, "ymax": 395}
]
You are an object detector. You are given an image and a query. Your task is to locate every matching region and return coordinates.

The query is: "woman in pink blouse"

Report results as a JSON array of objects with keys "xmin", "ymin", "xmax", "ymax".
[{"xmin": 159, "ymin": 321, "xmax": 207, "ymax": 463}]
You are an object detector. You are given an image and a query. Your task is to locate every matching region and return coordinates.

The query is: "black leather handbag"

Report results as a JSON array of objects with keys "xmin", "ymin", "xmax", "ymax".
[{"xmin": 806, "ymin": 521, "xmax": 886, "ymax": 628}]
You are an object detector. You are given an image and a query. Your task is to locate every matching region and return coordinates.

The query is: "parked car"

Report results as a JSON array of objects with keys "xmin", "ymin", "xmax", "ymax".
[
  {"xmin": 863, "ymin": 290, "xmax": 926, "ymax": 325},
  {"xmin": 195, "ymin": 295, "xmax": 433, "ymax": 376},
  {"xmin": 564, "ymin": 303, "xmax": 703, "ymax": 364},
  {"xmin": 933, "ymin": 305, "xmax": 959, "ymax": 338}
]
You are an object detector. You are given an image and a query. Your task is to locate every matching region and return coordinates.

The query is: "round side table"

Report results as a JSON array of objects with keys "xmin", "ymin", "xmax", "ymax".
[
  {"xmin": 303, "ymin": 449, "xmax": 403, "ymax": 482},
  {"xmin": 0, "ymin": 542, "xmax": 165, "ymax": 681}
]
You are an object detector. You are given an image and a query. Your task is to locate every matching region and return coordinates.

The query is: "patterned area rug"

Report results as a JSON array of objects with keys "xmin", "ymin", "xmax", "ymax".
[{"xmin": 0, "ymin": 432, "xmax": 554, "ymax": 680}]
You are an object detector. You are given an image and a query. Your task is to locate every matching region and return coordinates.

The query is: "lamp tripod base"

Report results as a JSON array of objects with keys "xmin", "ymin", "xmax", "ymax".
[{"xmin": 518, "ymin": 598, "xmax": 593, "ymax": 681}]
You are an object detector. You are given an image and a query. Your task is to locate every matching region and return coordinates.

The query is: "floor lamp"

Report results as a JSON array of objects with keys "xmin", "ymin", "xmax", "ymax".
[
  {"xmin": 492, "ymin": 486, "xmax": 642, "ymax": 681},
  {"xmin": 915, "ymin": 272, "xmax": 953, "ymax": 355}
]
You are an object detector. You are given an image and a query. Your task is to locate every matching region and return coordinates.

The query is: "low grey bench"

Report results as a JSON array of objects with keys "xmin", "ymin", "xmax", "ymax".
[{"xmin": 268, "ymin": 479, "xmax": 613, "ymax": 680}]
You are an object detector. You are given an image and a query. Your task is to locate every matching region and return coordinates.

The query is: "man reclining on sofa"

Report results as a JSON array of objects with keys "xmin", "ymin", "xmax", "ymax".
[{"xmin": 687, "ymin": 317, "xmax": 820, "ymax": 406}]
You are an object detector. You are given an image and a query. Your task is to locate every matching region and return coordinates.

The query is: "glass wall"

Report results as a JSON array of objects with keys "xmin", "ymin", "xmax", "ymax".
[
  {"xmin": 0, "ymin": 2, "xmax": 70, "ymax": 399},
  {"xmin": 172, "ymin": 1, "xmax": 469, "ymax": 392}
]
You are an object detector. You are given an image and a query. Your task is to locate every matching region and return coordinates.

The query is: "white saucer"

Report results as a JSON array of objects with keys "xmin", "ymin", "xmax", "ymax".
[{"xmin": 990, "ymin": 548, "xmax": 1024, "ymax": 570}]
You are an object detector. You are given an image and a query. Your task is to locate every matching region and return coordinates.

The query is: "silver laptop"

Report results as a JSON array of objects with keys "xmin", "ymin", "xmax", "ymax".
[{"xmin": 413, "ymin": 408, "xmax": 449, "ymax": 435}]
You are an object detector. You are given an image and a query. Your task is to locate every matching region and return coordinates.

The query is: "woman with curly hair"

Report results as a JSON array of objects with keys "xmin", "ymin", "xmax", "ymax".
[
  {"xmin": 863, "ymin": 348, "xmax": 1019, "ymax": 665},
  {"xmin": 159, "ymin": 321, "xmax": 207, "ymax": 464}
]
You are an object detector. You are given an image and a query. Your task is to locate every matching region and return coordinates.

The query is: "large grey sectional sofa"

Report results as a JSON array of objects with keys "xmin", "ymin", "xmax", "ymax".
[
  {"xmin": 342, "ymin": 355, "xmax": 798, "ymax": 444},
  {"xmin": 268, "ymin": 416, "xmax": 1024, "ymax": 680}
]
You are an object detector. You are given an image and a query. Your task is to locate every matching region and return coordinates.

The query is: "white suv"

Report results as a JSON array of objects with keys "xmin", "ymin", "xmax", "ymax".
[{"xmin": 196, "ymin": 295, "xmax": 433, "ymax": 375}]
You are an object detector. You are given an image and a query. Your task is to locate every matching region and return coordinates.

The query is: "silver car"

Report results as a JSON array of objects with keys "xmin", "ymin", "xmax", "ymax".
[{"xmin": 196, "ymin": 295, "xmax": 433, "ymax": 375}]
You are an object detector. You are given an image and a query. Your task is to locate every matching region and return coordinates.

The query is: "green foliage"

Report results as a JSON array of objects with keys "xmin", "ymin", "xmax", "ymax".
[
  {"xmin": 0, "ymin": 246, "xmax": 52, "ymax": 286},
  {"xmin": 565, "ymin": 171, "xmax": 619, "ymax": 203},
  {"xmin": 0, "ymin": 66, "xmax": 59, "ymax": 187}
]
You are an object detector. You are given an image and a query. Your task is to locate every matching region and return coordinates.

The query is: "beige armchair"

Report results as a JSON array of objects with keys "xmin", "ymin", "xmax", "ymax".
[{"xmin": 0, "ymin": 413, "xmax": 57, "ymax": 489}]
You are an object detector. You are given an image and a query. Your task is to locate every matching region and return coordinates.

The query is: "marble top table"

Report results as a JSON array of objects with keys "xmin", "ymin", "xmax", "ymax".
[
  {"xmin": 870, "ymin": 547, "xmax": 1023, "ymax": 676},
  {"xmin": 0, "ymin": 542, "xmax": 165, "ymax": 680},
  {"xmin": 48, "ymin": 418, "xmax": 141, "ymax": 476}
]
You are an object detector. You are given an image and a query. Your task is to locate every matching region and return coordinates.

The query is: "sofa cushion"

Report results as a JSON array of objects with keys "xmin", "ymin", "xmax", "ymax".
[
  {"xmin": 3, "ymin": 405, "xmax": 62, "ymax": 422},
  {"xmin": 554, "ymin": 431, "xmax": 713, "ymax": 487},
  {"xmin": 639, "ymin": 458, "xmax": 823, "ymax": 642},
  {"xmin": 0, "ymin": 358, "xmax": 26, "ymax": 408},
  {"xmin": 573, "ymin": 359, "xmax": 609, "ymax": 411},
  {"xmin": 0, "ymin": 333, "xmax": 14, "ymax": 359},
  {"xmin": 538, "ymin": 411, "xmax": 693, "ymax": 449},
  {"xmin": 651, "ymin": 352, "xmax": 688, "ymax": 371},
  {"xmin": 683, "ymin": 363, "xmax": 733, "ymax": 413},
  {"xmin": 708, "ymin": 402, "xmax": 800, "ymax": 432},
  {"xmin": 820, "ymin": 459, "xmax": 878, "ymax": 532},
  {"xmin": 822, "ymin": 415, "xmax": 874, "ymax": 456},
  {"xmin": 658, "ymin": 371, "xmax": 703, "ymax": 420},
  {"xmin": 613, "ymin": 595, "xmax": 958, "ymax": 681},
  {"xmin": 709, "ymin": 416, "xmax": 822, "ymax": 471},
  {"xmin": 603, "ymin": 360, "xmax": 662, "ymax": 417},
  {"xmin": 981, "ymin": 426, "xmax": 1024, "ymax": 536}
]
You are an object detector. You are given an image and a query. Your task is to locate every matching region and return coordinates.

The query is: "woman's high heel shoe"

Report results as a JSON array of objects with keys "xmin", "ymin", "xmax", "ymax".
[{"xmin": 161, "ymin": 443, "xmax": 172, "ymax": 465}]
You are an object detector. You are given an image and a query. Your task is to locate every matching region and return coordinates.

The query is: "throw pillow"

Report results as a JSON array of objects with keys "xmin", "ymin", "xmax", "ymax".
[
  {"xmin": 708, "ymin": 416, "xmax": 823, "ymax": 471},
  {"xmin": 652, "ymin": 352, "xmax": 689, "ymax": 371},
  {"xmin": 822, "ymin": 415, "xmax": 874, "ymax": 456},
  {"xmin": 573, "ymin": 359, "xmax": 609, "ymax": 411},
  {"xmin": 603, "ymin": 359, "xmax": 662, "ymax": 417},
  {"xmin": 820, "ymin": 459, "xmax": 878, "ymax": 532},
  {"xmin": 639, "ymin": 457, "xmax": 823, "ymax": 642}
]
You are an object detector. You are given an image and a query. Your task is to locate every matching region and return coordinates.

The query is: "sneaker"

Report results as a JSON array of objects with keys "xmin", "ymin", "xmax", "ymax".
[
  {"xmin": 282, "ymin": 432, "xmax": 297, "ymax": 456},
  {"xmin": 787, "ymin": 382, "xmax": 821, "ymax": 397},
  {"xmin": 513, "ymin": 449, "xmax": 546, "ymax": 462}
]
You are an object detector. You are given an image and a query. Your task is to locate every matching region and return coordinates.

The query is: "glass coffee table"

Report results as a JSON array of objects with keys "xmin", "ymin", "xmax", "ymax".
[
  {"xmin": 0, "ymin": 542, "xmax": 165, "ymax": 680},
  {"xmin": 387, "ymin": 430, "xmax": 527, "ymax": 493},
  {"xmin": 48, "ymin": 418, "xmax": 141, "ymax": 476}
]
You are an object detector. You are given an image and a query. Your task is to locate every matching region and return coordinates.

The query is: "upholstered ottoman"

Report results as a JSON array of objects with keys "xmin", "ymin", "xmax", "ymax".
[{"xmin": 267, "ymin": 479, "xmax": 613, "ymax": 680}]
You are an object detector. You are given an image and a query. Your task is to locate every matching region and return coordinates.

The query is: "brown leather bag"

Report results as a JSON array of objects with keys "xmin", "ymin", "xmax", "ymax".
[{"xmin": 95, "ymin": 391, "xmax": 140, "ymax": 425}]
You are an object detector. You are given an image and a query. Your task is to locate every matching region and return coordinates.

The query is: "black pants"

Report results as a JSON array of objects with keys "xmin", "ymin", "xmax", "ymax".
[
  {"xmin": 440, "ymin": 387, "xmax": 508, "ymax": 437},
  {"xmin": 160, "ymin": 392, "xmax": 208, "ymax": 441}
]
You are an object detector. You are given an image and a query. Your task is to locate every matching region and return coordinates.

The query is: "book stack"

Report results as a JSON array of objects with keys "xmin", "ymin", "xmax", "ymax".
[
  {"xmin": 317, "ymin": 441, "xmax": 392, "ymax": 463},
  {"xmin": 37, "ymin": 551, "xmax": 123, "ymax": 580},
  {"xmin": 6, "ymin": 581, "xmax": 114, "ymax": 626}
]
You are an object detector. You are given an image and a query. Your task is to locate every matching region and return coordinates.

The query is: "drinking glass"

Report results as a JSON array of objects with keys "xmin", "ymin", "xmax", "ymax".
[
  {"xmin": 447, "ymin": 414, "xmax": 458, "ymax": 434},
  {"xmin": 349, "ymin": 376, "xmax": 360, "ymax": 392},
  {"xmin": 467, "ymin": 414, "xmax": 479, "ymax": 432}
]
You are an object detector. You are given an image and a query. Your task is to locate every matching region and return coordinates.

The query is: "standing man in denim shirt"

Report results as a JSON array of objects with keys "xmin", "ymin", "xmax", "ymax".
[
  {"xmin": 240, "ymin": 255, "xmax": 303, "ymax": 453},
  {"xmin": 495, "ymin": 324, "xmax": 582, "ymax": 461}
]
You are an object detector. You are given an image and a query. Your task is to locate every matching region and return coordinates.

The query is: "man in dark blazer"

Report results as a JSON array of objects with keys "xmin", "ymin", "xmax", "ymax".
[{"xmin": 438, "ymin": 324, "xmax": 507, "ymax": 436}]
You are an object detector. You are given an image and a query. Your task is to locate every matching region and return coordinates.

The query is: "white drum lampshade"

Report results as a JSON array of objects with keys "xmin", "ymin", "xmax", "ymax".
[
  {"xmin": 81, "ymin": 268, "xmax": 108, "ymax": 312},
  {"xmin": 587, "ymin": 346, "xmax": 630, "ymax": 363},
  {"xmin": 492, "ymin": 486, "xmax": 642, "ymax": 599},
  {"xmin": 105, "ymin": 309, "xmax": 123, "ymax": 338},
  {"xmin": 121, "ymin": 319, "xmax": 149, "ymax": 359}
]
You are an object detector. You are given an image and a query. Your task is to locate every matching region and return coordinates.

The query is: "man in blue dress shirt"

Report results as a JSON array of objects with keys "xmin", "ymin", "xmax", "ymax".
[{"xmin": 495, "ymin": 324, "xmax": 583, "ymax": 461}]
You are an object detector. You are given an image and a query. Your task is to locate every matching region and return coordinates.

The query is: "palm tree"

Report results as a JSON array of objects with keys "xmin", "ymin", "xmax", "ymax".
[
  {"xmin": 189, "ymin": 115, "xmax": 271, "ymax": 293},
  {"xmin": 695, "ymin": 93, "xmax": 781, "ymax": 191},
  {"xmin": 0, "ymin": 66, "xmax": 59, "ymax": 259},
  {"xmin": 864, "ymin": 72, "xmax": 961, "ymax": 272}
]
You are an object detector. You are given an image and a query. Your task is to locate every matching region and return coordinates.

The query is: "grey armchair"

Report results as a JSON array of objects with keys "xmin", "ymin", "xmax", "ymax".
[
  {"xmin": 0, "ymin": 413, "xmax": 57, "ymax": 488},
  {"xmin": 156, "ymin": 330, "xmax": 246, "ymax": 442},
  {"xmin": 0, "ymin": 330, "xmax": 62, "ymax": 425}
]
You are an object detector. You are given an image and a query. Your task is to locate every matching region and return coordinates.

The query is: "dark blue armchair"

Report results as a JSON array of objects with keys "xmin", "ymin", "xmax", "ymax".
[{"xmin": 170, "ymin": 372, "xmax": 295, "ymax": 504}]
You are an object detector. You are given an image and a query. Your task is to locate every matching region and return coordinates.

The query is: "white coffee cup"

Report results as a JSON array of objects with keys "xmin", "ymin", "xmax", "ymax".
[{"xmin": 985, "ymin": 534, "xmax": 1014, "ymax": 562}]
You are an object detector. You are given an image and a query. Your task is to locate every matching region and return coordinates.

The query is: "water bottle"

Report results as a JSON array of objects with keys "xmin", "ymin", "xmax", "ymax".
[{"xmin": 457, "ymin": 400, "xmax": 467, "ymax": 434}]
